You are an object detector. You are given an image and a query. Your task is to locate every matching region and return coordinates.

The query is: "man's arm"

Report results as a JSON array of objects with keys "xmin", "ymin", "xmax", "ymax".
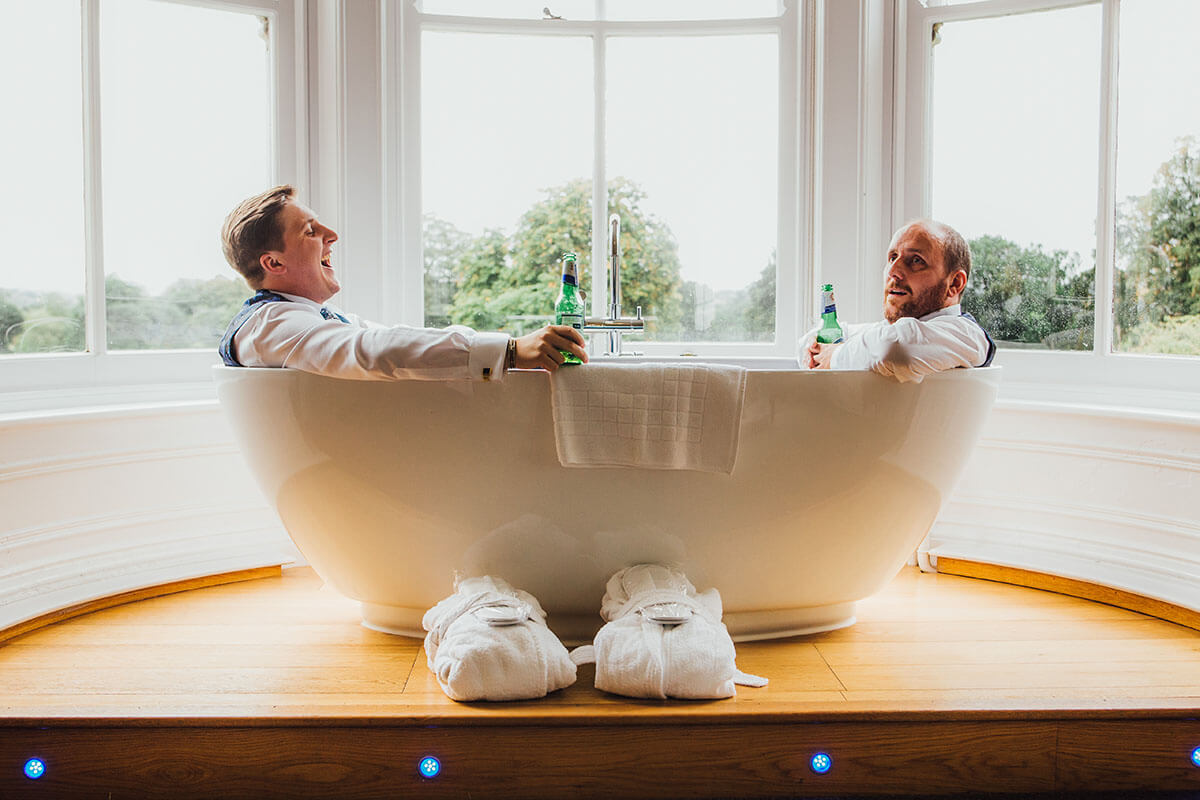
[
  {"xmin": 829, "ymin": 315, "xmax": 990, "ymax": 383},
  {"xmin": 798, "ymin": 322, "xmax": 869, "ymax": 369},
  {"xmin": 236, "ymin": 303, "xmax": 509, "ymax": 380}
]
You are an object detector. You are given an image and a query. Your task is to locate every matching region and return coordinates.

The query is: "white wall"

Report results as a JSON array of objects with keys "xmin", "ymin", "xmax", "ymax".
[
  {"xmin": 0, "ymin": 402, "xmax": 298, "ymax": 633},
  {"xmin": 932, "ymin": 400, "xmax": 1200, "ymax": 610}
]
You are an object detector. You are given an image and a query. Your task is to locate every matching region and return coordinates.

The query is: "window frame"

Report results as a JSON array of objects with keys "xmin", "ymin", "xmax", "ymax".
[
  {"xmin": 0, "ymin": 0, "xmax": 304, "ymax": 404},
  {"xmin": 898, "ymin": 0, "xmax": 1200, "ymax": 409},
  {"xmin": 391, "ymin": 0, "xmax": 809, "ymax": 358}
]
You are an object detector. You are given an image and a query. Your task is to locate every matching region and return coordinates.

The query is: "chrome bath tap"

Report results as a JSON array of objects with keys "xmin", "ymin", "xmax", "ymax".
[{"xmin": 583, "ymin": 213, "xmax": 644, "ymax": 356}]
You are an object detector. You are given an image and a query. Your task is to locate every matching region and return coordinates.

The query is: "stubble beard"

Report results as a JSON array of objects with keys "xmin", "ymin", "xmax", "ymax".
[{"xmin": 883, "ymin": 285, "xmax": 948, "ymax": 324}]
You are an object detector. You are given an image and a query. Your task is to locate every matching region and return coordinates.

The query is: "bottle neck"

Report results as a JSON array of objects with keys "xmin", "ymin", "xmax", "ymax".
[
  {"xmin": 561, "ymin": 260, "xmax": 579, "ymax": 286},
  {"xmin": 820, "ymin": 289, "xmax": 838, "ymax": 323}
]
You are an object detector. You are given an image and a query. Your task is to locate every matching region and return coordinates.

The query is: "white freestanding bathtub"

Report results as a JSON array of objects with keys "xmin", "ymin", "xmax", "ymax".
[{"xmin": 214, "ymin": 362, "xmax": 1000, "ymax": 643}]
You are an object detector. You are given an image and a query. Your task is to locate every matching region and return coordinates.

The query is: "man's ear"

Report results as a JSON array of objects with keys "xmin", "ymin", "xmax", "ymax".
[
  {"xmin": 259, "ymin": 251, "xmax": 286, "ymax": 276},
  {"xmin": 946, "ymin": 269, "xmax": 967, "ymax": 301}
]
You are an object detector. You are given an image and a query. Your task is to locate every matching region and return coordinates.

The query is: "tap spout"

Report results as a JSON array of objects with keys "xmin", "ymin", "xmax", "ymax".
[
  {"xmin": 609, "ymin": 213, "xmax": 622, "ymax": 320},
  {"xmin": 583, "ymin": 213, "xmax": 643, "ymax": 353}
]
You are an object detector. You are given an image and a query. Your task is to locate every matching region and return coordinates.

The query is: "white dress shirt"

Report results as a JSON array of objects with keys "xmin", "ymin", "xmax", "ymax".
[
  {"xmin": 799, "ymin": 304, "xmax": 991, "ymax": 384},
  {"xmin": 232, "ymin": 292, "xmax": 510, "ymax": 381}
]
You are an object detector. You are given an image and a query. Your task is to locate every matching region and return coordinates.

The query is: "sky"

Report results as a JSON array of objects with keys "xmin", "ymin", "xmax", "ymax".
[
  {"xmin": 3, "ymin": 0, "xmax": 1198, "ymax": 298},
  {"xmin": 2, "ymin": 0, "xmax": 269, "ymax": 297}
]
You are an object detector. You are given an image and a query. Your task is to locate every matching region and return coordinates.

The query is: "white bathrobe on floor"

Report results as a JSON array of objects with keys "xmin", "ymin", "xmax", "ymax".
[{"xmin": 422, "ymin": 576, "xmax": 577, "ymax": 702}]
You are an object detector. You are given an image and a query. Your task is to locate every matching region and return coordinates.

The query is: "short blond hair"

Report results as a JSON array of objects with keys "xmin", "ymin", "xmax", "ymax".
[{"xmin": 221, "ymin": 185, "xmax": 295, "ymax": 289}]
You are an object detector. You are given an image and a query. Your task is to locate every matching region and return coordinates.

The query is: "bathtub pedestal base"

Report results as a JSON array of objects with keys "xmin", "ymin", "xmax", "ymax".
[
  {"xmin": 360, "ymin": 603, "xmax": 427, "ymax": 640},
  {"xmin": 723, "ymin": 601, "xmax": 857, "ymax": 641},
  {"xmin": 358, "ymin": 600, "xmax": 858, "ymax": 644}
]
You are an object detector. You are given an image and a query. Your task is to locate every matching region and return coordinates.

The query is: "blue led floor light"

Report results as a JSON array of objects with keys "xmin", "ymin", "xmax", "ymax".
[
  {"xmin": 810, "ymin": 752, "xmax": 832, "ymax": 774},
  {"xmin": 418, "ymin": 756, "xmax": 441, "ymax": 778},
  {"xmin": 1191, "ymin": 746, "xmax": 1200, "ymax": 767},
  {"xmin": 24, "ymin": 758, "xmax": 46, "ymax": 780}
]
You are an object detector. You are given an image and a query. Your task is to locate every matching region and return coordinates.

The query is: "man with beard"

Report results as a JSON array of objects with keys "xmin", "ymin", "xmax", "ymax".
[{"xmin": 802, "ymin": 219, "xmax": 995, "ymax": 383}]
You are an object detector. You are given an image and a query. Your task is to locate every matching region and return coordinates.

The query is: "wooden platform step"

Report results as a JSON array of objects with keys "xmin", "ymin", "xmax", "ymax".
[{"xmin": 0, "ymin": 566, "xmax": 1197, "ymax": 798}]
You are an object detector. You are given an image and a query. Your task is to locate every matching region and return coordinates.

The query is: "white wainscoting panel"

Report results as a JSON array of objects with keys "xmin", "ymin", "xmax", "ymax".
[
  {"xmin": 0, "ymin": 402, "xmax": 299, "ymax": 632},
  {"xmin": 929, "ymin": 400, "xmax": 1200, "ymax": 613}
]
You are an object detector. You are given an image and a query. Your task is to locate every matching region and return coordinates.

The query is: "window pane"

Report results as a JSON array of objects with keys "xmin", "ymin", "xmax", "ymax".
[
  {"xmin": 608, "ymin": 35, "xmax": 778, "ymax": 343},
  {"xmin": 421, "ymin": 32, "xmax": 592, "ymax": 333},
  {"xmin": 0, "ymin": 0, "xmax": 86, "ymax": 354},
  {"xmin": 930, "ymin": 5, "xmax": 1101, "ymax": 351},
  {"xmin": 100, "ymin": 0, "xmax": 271, "ymax": 351},
  {"xmin": 1112, "ymin": 0, "xmax": 1200, "ymax": 357}
]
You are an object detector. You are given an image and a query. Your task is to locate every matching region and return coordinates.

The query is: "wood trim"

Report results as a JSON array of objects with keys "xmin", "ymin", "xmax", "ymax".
[
  {"xmin": 4, "ymin": 719, "xmax": 1200, "ymax": 797},
  {"xmin": 936, "ymin": 557, "xmax": 1200, "ymax": 632},
  {"xmin": 0, "ymin": 721, "xmax": 1062, "ymax": 798},
  {"xmin": 0, "ymin": 566, "xmax": 281, "ymax": 645}
]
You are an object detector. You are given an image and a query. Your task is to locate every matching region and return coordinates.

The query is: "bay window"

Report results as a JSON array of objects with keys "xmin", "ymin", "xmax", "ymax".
[
  {"xmin": 406, "ymin": 0, "xmax": 800, "ymax": 355},
  {"xmin": 903, "ymin": 0, "xmax": 1200, "ymax": 403},
  {"xmin": 1, "ymin": 0, "xmax": 300, "ymax": 402}
]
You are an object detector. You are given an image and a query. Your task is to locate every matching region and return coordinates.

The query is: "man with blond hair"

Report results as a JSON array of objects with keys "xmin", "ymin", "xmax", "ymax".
[
  {"xmin": 802, "ymin": 219, "xmax": 995, "ymax": 382},
  {"xmin": 219, "ymin": 185, "xmax": 586, "ymax": 379}
]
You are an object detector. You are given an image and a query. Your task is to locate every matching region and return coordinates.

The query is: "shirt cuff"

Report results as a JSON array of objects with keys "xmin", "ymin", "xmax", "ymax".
[{"xmin": 470, "ymin": 331, "xmax": 510, "ymax": 381}]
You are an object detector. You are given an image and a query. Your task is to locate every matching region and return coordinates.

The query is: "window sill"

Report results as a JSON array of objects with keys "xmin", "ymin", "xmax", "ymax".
[
  {"xmin": 0, "ymin": 383, "xmax": 218, "ymax": 424},
  {"xmin": 0, "ymin": 350, "xmax": 221, "ymax": 418},
  {"xmin": 991, "ymin": 348, "xmax": 1200, "ymax": 416}
]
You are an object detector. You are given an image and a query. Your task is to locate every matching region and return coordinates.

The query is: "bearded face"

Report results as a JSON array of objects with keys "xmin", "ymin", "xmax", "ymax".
[
  {"xmin": 884, "ymin": 276, "xmax": 954, "ymax": 323},
  {"xmin": 883, "ymin": 224, "xmax": 956, "ymax": 323}
]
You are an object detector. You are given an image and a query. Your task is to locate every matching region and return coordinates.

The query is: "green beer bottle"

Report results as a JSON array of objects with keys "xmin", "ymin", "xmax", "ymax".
[
  {"xmin": 816, "ymin": 283, "xmax": 844, "ymax": 344},
  {"xmin": 555, "ymin": 252, "xmax": 585, "ymax": 365}
]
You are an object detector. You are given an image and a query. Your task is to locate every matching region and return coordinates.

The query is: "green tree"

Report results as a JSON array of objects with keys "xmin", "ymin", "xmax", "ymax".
[
  {"xmin": 0, "ymin": 295, "xmax": 23, "ymax": 353},
  {"xmin": 163, "ymin": 275, "xmax": 248, "ymax": 347},
  {"xmin": 446, "ymin": 177, "xmax": 684, "ymax": 337},
  {"xmin": 106, "ymin": 274, "xmax": 187, "ymax": 350},
  {"xmin": 963, "ymin": 235, "xmax": 1092, "ymax": 349},
  {"xmin": 1115, "ymin": 136, "xmax": 1200, "ymax": 346},
  {"xmin": 10, "ymin": 292, "xmax": 85, "ymax": 353},
  {"xmin": 423, "ymin": 214, "xmax": 472, "ymax": 328},
  {"xmin": 448, "ymin": 229, "xmax": 526, "ymax": 332},
  {"xmin": 675, "ymin": 252, "xmax": 776, "ymax": 342},
  {"xmin": 744, "ymin": 250, "xmax": 777, "ymax": 339},
  {"xmin": 2, "ymin": 272, "xmax": 250, "ymax": 354}
]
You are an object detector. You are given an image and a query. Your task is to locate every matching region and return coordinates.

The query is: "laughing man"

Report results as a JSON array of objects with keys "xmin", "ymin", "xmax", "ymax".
[{"xmin": 218, "ymin": 185, "xmax": 587, "ymax": 379}]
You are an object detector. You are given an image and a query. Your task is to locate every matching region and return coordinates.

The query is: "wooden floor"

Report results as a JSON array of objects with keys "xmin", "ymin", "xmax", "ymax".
[{"xmin": 2, "ymin": 565, "xmax": 1199, "ymax": 798}]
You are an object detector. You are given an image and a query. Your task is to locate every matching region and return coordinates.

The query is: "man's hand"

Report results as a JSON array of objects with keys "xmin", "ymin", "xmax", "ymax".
[
  {"xmin": 513, "ymin": 325, "xmax": 588, "ymax": 371},
  {"xmin": 806, "ymin": 339, "xmax": 840, "ymax": 370}
]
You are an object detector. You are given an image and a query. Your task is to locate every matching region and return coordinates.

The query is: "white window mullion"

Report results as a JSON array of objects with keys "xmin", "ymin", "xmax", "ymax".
[
  {"xmin": 1093, "ymin": 0, "xmax": 1119, "ymax": 358},
  {"xmin": 778, "ymin": 0, "xmax": 803, "ymax": 349},
  {"xmin": 81, "ymin": 0, "xmax": 106, "ymax": 357},
  {"xmin": 590, "ymin": 21, "xmax": 607, "ymax": 334},
  {"xmin": 384, "ymin": 0, "xmax": 422, "ymax": 327}
]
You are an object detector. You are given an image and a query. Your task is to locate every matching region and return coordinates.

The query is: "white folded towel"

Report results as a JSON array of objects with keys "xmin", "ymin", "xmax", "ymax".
[
  {"xmin": 421, "ymin": 576, "xmax": 577, "ymax": 702},
  {"xmin": 550, "ymin": 362, "xmax": 747, "ymax": 474},
  {"xmin": 570, "ymin": 564, "xmax": 767, "ymax": 699}
]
